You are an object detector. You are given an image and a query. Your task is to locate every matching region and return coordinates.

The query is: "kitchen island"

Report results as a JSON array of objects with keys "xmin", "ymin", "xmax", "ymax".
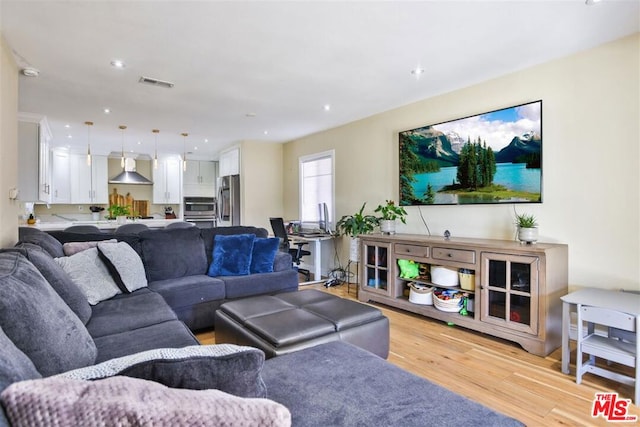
[{"xmin": 23, "ymin": 218, "xmax": 185, "ymax": 232}]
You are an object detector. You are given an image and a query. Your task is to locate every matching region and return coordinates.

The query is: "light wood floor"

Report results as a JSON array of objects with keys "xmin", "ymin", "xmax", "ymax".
[{"xmin": 197, "ymin": 283, "xmax": 639, "ymax": 426}]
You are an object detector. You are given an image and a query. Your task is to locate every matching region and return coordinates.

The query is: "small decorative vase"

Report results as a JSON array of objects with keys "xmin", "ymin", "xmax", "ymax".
[
  {"xmin": 116, "ymin": 215, "xmax": 127, "ymax": 225},
  {"xmin": 518, "ymin": 227, "xmax": 538, "ymax": 244},
  {"xmin": 349, "ymin": 237, "xmax": 360, "ymax": 262},
  {"xmin": 380, "ymin": 220, "xmax": 396, "ymax": 235},
  {"xmin": 92, "ymin": 212, "xmax": 100, "ymax": 221}
]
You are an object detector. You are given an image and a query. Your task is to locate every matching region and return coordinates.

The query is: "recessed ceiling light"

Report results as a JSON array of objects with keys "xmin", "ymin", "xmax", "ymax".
[
  {"xmin": 110, "ymin": 59, "xmax": 126, "ymax": 69},
  {"xmin": 324, "ymin": 104, "xmax": 331, "ymax": 112},
  {"xmin": 194, "ymin": 146, "xmax": 199, "ymax": 151},
  {"xmin": 204, "ymin": 138, "xmax": 208, "ymax": 143},
  {"xmin": 411, "ymin": 67, "xmax": 425, "ymax": 78},
  {"xmin": 137, "ymin": 141, "xmax": 141, "ymax": 145},
  {"xmin": 263, "ymin": 130, "xmax": 269, "ymax": 135},
  {"xmin": 64, "ymin": 124, "xmax": 70, "ymax": 128},
  {"xmin": 104, "ymin": 108, "xmax": 111, "ymax": 114},
  {"xmin": 67, "ymin": 134, "xmax": 72, "ymax": 139}
]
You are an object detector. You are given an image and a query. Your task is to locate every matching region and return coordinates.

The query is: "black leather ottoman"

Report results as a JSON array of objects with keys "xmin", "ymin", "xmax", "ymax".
[{"xmin": 214, "ymin": 289, "xmax": 389, "ymax": 359}]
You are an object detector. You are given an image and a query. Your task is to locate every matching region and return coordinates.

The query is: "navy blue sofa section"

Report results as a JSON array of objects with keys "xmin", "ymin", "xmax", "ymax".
[{"xmin": 19, "ymin": 226, "xmax": 299, "ymax": 331}]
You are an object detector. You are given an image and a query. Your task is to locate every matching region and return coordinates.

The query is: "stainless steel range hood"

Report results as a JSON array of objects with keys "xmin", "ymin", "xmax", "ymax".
[{"xmin": 109, "ymin": 158, "xmax": 153, "ymax": 185}]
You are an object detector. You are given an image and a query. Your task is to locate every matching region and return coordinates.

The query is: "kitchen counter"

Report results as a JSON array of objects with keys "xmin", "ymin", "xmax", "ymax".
[{"xmin": 24, "ymin": 218, "xmax": 185, "ymax": 232}]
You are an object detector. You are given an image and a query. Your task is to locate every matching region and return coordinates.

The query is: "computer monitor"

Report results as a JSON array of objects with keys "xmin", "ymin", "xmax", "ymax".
[{"xmin": 318, "ymin": 202, "xmax": 330, "ymax": 233}]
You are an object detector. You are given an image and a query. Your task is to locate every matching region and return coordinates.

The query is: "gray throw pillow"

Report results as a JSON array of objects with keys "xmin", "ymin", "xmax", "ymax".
[
  {"xmin": 97, "ymin": 241, "xmax": 147, "ymax": 293},
  {"xmin": 59, "ymin": 344, "xmax": 267, "ymax": 398},
  {"xmin": 0, "ymin": 252, "xmax": 97, "ymax": 376},
  {"xmin": 55, "ymin": 248, "xmax": 122, "ymax": 305}
]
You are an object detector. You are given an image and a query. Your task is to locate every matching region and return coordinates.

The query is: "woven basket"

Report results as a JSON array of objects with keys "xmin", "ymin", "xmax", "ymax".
[{"xmin": 433, "ymin": 291, "xmax": 463, "ymax": 312}]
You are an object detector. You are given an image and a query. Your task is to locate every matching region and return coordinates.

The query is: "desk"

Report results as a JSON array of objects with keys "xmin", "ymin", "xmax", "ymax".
[
  {"xmin": 560, "ymin": 288, "xmax": 640, "ymax": 374},
  {"xmin": 289, "ymin": 234, "xmax": 334, "ymax": 283}
]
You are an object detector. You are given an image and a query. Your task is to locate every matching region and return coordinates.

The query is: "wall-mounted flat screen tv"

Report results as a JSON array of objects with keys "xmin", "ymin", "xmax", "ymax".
[{"xmin": 399, "ymin": 100, "xmax": 542, "ymax": 206}]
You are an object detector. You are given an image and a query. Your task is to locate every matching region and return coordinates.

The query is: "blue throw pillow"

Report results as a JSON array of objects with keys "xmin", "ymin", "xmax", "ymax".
[
  {"xmin": 250, "ymin": 237, "xmax": 280, "ymax": 274},
  {"xmin": 208, "ymin": 234, "xmax": 256, "ymax": 277}
]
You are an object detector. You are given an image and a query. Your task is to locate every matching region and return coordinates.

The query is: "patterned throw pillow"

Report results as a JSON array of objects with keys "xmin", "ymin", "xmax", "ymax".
[
  {"xmin": 1, "ymin": 376, "xmax": 291, "ymax": 427},
  {"xmin": 97, "ymin": 241, "xmax": 147, "ymax": 293},
  {"xmin": 55, "ymin": 248, "xmax": 121, "ymax": 305}
]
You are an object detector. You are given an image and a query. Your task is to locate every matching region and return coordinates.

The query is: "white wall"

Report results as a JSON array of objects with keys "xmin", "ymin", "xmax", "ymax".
[
  {"xmin": 0, "ymin": 35, "xmax": 20, "ymax": 247},
  {"xmin": 283, "ymin": 34, "xmax": 640, "ymax": 291},
  {"xmin": 240, "ymin": 140, "xmax": 284, "ymax": 231}
]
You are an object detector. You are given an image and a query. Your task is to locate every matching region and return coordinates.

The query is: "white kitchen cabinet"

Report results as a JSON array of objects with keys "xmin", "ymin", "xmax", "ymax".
[
  {"xmin": 18, "ymin": 116, "xmax": 53, "ymax": 203},
  {"xmin": 219, "ymin": 147, "xmax": 239, "ymax": 177},
  {"xmin": 153, "ymin": 156, "xmax": 182, "ymax": 204},
  {"xmin": 69, "ymin": 155, "xmax": 108, "ymax": 204},
  {"xmin": 51, "ymin": 149, "xmax": 71, "ymax": 204},
  {"xmin": 184, "ymin": 160, "xmax": 217, "ymax": 197}
]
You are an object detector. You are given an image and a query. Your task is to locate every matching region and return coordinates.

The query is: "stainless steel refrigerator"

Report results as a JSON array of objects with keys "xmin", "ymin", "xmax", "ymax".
[{"xmin": 217, "ymin": 175, "xmax": 240, "ymax": 226}]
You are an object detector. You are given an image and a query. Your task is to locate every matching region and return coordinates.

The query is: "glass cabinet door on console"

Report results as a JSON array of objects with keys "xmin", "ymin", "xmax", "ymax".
[
  {"xmin": 480, "ymin": 253, "xmax": 539, "ymax": 335},
  {"xmin": 361, "ymin": 241, "xmax": 391, "ymax": 296}
]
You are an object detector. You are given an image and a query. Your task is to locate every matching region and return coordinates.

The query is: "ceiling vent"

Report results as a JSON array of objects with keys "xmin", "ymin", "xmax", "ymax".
[{"xmin": 138, "ymin": 76, "xmax": 174, "ymax": 89}]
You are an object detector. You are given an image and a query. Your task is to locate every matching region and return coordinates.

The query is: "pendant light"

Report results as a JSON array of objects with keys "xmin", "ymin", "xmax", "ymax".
[
  {"xmin": 181, "ymin": 132, "xmax": 188, "ymax": 171},
  {"xmin": 85, "ymin": 121, "xmax": 93, "ymax": 166},
  {"xmin": 119, "ymin": 125, "xmax": 127, "ymax": 168},
  {"xmin": 152, "ymin": 129, "xmax": 159, "ymax": 169}
]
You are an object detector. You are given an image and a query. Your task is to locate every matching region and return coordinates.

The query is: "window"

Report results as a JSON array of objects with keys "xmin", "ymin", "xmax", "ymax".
[{"xmin": 299, "ymin": 150, "xmax": 334, "ymax": 228}]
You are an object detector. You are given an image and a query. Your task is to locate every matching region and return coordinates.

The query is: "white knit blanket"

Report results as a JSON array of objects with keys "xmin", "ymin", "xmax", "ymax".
[{"xmin": 1, "ymin": 376, "xmax": 291, "ymax": 427}]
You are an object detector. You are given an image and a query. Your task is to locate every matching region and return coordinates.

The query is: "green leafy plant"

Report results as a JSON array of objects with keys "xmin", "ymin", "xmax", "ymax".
[
  {"xmin": 336, "ymin": 203, "xmax": 379, "ymax": 237},
  {"xmin": 107, "ymin": 204, "xmax": 131, "ymax": 218},
  {"xmin": 374, "ymin": 200, "xmax": 407, "ymax": 224},
  {"xmin": 515, "ymin": 212, "xmax": 537, "ymax": 228}
]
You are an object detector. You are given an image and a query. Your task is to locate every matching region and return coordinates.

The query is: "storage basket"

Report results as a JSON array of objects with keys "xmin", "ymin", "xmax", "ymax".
[
  {"xmin": 408, "ymin": 283, "xmax": 434, "ymax": 305},
  {"xmin": 459, "ymin": 270, "xmax": 475, "ymax": 291},
  {"xmin": 430, "ymin": 266, "xmax": 459, "ymax": 287},
  {"xmin": 433, "ymin": 290, "xmax": 464, "ymax": 312}
]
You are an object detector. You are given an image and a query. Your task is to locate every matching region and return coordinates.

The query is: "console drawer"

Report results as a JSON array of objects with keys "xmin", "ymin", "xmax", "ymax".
[
  {"xmin": 395, "ymin": 244, "xmax": 430, "ymax": 258},
  {"xmin": 432, "ymin": 247, "xmax": 475, "ymax": 264}
]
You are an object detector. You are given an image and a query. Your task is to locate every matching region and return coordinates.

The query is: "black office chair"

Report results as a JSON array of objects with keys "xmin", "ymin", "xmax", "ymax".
[{"xmin": 270, "ymin": 217, "xmax": 311, "ymax": 281}]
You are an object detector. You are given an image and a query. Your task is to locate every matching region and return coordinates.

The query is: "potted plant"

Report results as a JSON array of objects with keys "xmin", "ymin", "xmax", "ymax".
[
  {"xmin": 374, "ymin": 200, "xmax": 407, "ymax": 235},
  {"xmin": 515, "ymin": 212, "xmax": 538, "ymax": 244},
  {"xmin": 336, "ymin": 203, "xmax": 379, "ymax": 262},
  {"xmin": 89, "ymin": 205, "xmax": 105, "ymax": 221},
  {"xmin": 108, "ymin": 204, "xmax": 131, "ymax": 224}
]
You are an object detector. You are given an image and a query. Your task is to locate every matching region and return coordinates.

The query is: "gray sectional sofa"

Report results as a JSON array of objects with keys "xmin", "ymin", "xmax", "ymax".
[
  {"xmin": 20, "ymin": 225, "xmax": 299, "ymax": 331},
  {"xmin": 0, "ymin": 226, "xmax": 524, "ymax": 427}
]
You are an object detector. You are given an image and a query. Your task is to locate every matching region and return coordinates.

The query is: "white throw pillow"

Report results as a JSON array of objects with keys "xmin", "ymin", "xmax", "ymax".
[
  {"xmin": 97, "ymin": 241, "xmax": 147, "ymax": 293},
  {"xmin": 54, "ymin": 248, "xmax": 121, "ymax": 305}
]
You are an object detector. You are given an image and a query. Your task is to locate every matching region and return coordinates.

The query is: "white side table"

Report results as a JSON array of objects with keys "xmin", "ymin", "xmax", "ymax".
[{"xmin": 560, "ymin": 288, "xmax": 640, "ymax": 374}]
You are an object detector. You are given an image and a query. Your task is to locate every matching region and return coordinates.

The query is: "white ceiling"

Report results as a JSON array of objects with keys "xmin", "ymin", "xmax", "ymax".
[{"xmin": 1, "ymin": 1, "xmax": 638, "ymax": 160}]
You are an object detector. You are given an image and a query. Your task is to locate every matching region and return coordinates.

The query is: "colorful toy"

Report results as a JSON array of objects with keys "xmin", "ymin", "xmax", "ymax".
[{"xmin": 397, "ymin": 259, "xmax": 419, "ymax": 279}]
